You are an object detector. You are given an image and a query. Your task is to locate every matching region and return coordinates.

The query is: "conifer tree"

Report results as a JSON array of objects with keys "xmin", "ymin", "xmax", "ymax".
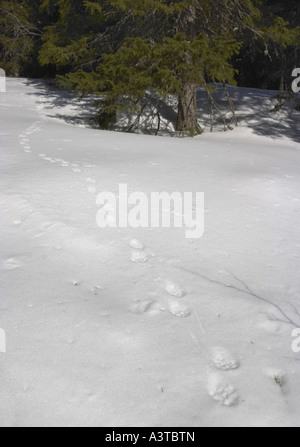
[
  {"xmin": 0, "ymin": 0, "xmax": 58, "ymax": 77},
  {"xmin": 0, "ymin": 0, "xmax": 38, "ymax": 76},
  {"xmin": 39, "ymin": 0, "xmax": 299, "ymax": 135}
]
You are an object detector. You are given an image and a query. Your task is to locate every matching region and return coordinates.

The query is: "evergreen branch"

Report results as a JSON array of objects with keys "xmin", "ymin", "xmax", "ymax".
[{"xmin": 0, "ymin": 6, "xmax": 42, "ymax": 37}]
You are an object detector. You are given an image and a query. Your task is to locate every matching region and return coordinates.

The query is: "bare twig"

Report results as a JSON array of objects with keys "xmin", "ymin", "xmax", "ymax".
[{"xmin": 177, "ymin": 265, "xmax": 300, "ymax": 328}]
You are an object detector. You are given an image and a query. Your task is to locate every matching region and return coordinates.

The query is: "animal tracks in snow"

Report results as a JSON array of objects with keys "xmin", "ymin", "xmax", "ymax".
[
  {"xmin": 207, "ymin": 372, "xmax": 239, "ymax": 407},
  {"xmin": 19, "ymin": 124, "xmax": 99, "ymax": 204},
  {"xmin": 206, "ymin": 348, "xmax": 240, "ymax": 406},
  {"xmin": 129, "ymin": 239, "xmax": 145, "ymax": 250},
  {"xmin": 86, "ymin": 178, "xmax": 97, "ymax": 195},
  {"xmin": 130, "ymin": 239, "xmax": 150, "ymax": 264},
  {"xmin": 168, "ymin": 300, "xmax": 191, "ymax": 318},
  {"xmin": 128, "ymin": 240, "xmax": 191, "ymax": 318},
  {"xmin": 130, "ymin": 250, "xmax": 150, "ymax": 264},
  {"xmin": 127, "ymin": 239, "xmax": 242, "ymax": 407},
  {"xmin": 1, "ymin": 257, "xmax": 26, "ymax": 271},
  {"xmin": 25, "ymin": 122, "xmax": 43, "ymax": 136},
  {"xmin": 163, "ymin": 281, "xmax": 191, "ymax": 318},
  {"xmin": 211, "ymin": 347, "xmax": 240, "ymax": 371},
  {"xmin": 165, "ymin": 281, "xmax": 186, "ymax": 298},
  {"xmin": 72, "ymin": 163, "xmax": 82, "ymax": 173},
  {"xmin": 18, "ymin": 122, "xmax": 43, "ymax": 153},
  {"xmin": 129, "ymin": 299, "xmax": 156, "ymax": 315},
  {"xmin": 19, "ymin": 135, "xmax": 32, "ymax": 154},
  {"xmin": 19, "ymin": 124, "xmax": 88, "ymax": 174},
  {"xmin": 38, "ymin": 154, "xmax": 84, "ymax": 173}
]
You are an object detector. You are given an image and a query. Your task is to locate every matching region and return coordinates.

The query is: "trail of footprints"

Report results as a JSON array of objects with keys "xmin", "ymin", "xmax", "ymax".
[
  {"xmin": 129, "ymin": 238, "xmax": 191, "ymax": 318},
  {"xmin": 19, "ymin": 121, "xmax": 43, "ymax": 154},
  {"xmin": 17, "ymin": 123, "xmax": 240, "ymax": 408},
  {"xmin": 37, "ymin": 154, "xmax": 85, "ymax": 173},
  {"xmin": 208, "ymin": 347, "xmax": 240, "ymax": 406},
  {"xmin": 129, "ymin": 237, "xmax": 241, "ymax": 407},
  {"xmin": 86, "ymin": 178, "xmax": 97, "ymax": 195},
  {"xmin": 19, "ymin": 123, "xmax": 98, "ymax": 195}
]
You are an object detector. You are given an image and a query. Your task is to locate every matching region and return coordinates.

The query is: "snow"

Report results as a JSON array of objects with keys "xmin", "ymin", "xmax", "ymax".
[{"xmin": 0, "ymin": 78, "xmax": 300, "ymax": 427}]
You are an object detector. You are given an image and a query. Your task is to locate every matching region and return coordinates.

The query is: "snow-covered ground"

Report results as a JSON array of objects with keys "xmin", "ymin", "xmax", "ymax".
[{"xmin": 0, "ymin": 78, "xmax": 299, "ymax": 427}]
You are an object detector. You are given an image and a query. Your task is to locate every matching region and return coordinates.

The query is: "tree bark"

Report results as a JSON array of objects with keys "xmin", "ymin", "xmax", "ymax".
[{"xmin": 176, "ymin": 82, "xmax": 202, "ymax": 135}]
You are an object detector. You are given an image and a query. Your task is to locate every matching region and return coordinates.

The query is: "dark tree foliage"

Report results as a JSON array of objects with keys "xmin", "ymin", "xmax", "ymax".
[
  {"xmin": 1, "ymin": 0, "xmax": 299, "ymax": 135},
  {"xmin": 0, "ymin": 0, "xmax": 60, "ymax": 77},
  {"xmin": 237, "ymin": 0, "xmax": 300, "ymax": 90}
]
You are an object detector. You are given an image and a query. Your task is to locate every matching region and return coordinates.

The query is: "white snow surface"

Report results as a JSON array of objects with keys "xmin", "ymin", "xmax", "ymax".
[{"xmin": 0, "ymin": 78, "xmax": 300, "ymax": 427}]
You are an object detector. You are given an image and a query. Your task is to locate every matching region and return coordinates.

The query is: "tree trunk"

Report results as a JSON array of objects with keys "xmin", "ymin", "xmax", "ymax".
[{"xmin": 176, "ymin": 82, "xmax": 202, "ymax": 136}]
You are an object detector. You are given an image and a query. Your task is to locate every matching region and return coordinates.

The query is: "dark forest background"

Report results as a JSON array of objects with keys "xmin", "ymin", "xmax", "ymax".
[{"xmin": 1, "ymin": 1, "xmax": 299, "ymax": 134}]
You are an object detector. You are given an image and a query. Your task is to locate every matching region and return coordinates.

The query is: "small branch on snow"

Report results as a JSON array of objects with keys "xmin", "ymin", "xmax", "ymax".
[{"xmin": 177, "ymin": 266, "xmax": 300, "ymax": 328}]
